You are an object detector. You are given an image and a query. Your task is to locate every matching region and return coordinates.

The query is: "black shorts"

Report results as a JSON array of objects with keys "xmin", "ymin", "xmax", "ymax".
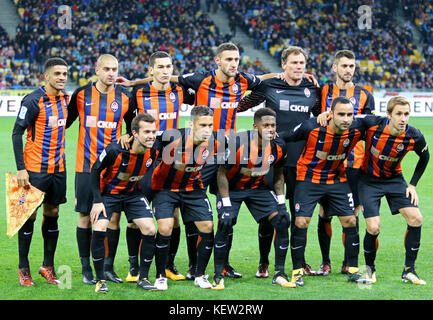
[
  {"xmin": 28, "ymin": 170, "xmax": 66, "ymax": 206},
  {"xmin": 284, "ymin": 166, "xmax": 297, "ymax": 200},
  {"xmin": 358, "ymin": 172, "xmax": 417, "ymax": 218},
  {"xmin": 346, "ymin": 167, "xmax": 360, "ymax": 207},
  {"xmin": 138, "ymin": 169, "xmax": 154, "ymax": 201},
  {"xmin": 100, "ymin": 191, "xmax": 153, "ymax": 223},
  {"xmin": 294, "ymin": 180, "xmax": 355, "ymax": 218},
  {"xmin": 74, "ymin": 172, "xmax": 93, "ymax": 213},
  {"xmin": 216, "ymin": 188, "xmax": 278, "ymax": 223},
  {"xmin": 152, "ymin": 189, "xmax": 213, "ymax": 223}
]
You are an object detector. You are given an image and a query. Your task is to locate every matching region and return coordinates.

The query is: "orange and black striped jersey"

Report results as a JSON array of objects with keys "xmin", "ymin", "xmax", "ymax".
[
  {"xmin": 362, "ymin": 116, "xmax": 429, "ymax": 181},
  {"xmin": 280, "ymin": 117, "xmax": 367, "ymax": 184},
  {"xmin": 178, "ymin": 70, "xmax": 261, "ymax": 133},
  {"xmin": 321, "ymin": 82, "xmax": 375, "ymax": 169},
  {"xmin": 129, "ymin": 82, "xmax": 194, "ymax": 135},
  {"xmin": 90, "ymin": 142, "xmax": 159, "ymax": 202},
  {"xmin": 66, "ymin": 82, "xmax": 133, "ymax": 173},
  {"xmin": 222, "ymin": 130, "xmax": 286, "ymax": 190},
  {"xmin": 151, "ymin": 128, "xmax": 220, "ymax": 192},
  {"xmin": 13, "ymin": 87, "xmax": 69, "ymax": 173}
]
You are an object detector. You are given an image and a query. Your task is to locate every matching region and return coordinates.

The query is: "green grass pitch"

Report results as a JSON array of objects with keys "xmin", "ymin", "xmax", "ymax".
[{"xmin": 0, "ymin": 116, "xmax": 432, "ymax": 300}]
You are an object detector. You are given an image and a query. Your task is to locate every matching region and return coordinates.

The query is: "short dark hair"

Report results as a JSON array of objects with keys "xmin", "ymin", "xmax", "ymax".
[
  {"xmin": 281, "ymin": 46, "xmax": 308, "ymax": 63},
  {"xmin": 149, "ymin": 51, "xmax": 171, "ymax": 67},
  {"xmin": 131, "ymin": 113, "xmax": 155, "ymax": 133},
  {"xmin": 44, "ymin": 57, "xmax": 68, "ymax": 72},
  {"xmin": 191, "ymin": 105, "xmax": 213, "ymax": 122},
  {"xmin": 331, "ymin": 96, "xmax": 352, "ymax": 111},
  {"xmin": 334, "ymin": 50, "xmax": 356, "ymax": 64},
  {"xmin": 215, "ymin": 42, "xmax": 239, "ymax": 57},
  {"xmin": 254, "ymin": 107, "xmax": 276, "ymax": 123}
]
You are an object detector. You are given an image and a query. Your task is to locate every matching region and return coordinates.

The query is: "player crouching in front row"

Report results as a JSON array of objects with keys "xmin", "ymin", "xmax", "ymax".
[{"xmin": 89, "ymin": 113, "xmax": 159, "ymax": 293}]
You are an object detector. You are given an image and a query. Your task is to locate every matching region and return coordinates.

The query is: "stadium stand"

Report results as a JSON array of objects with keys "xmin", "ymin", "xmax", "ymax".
[
  {"xmin": 1, "ymin": 0, "xmax": 268, "ymax": 89},
  {"xmin": 221, "ymin": 0, "xmax": 433, "ymax": 89},
  {"xmin": 1, "ymin": 0, "xmax": 432, "ymax": 89}
]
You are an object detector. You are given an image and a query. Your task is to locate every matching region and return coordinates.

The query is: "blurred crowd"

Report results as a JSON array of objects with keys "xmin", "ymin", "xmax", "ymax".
[
  {"xmin": 1, "ymin": 0, "xmax": 269, "ymax": 89},
  {"xmin": 1, "ymin": 0, "xmax": 432, "ymax": 90},
  {"xmin": 221, "ymin": 0, "xmax": 433, "ymax": 89}
]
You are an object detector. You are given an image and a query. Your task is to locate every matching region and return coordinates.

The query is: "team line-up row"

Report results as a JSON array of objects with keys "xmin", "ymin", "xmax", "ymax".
[{"xmin": 12, "ymin": 43, "xmax": 429, "ymax": 293}]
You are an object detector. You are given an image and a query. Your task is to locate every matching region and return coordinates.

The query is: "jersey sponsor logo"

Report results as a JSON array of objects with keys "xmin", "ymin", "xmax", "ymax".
[
  {"xmin": 117, "ymin": 172, "xmax": 144, "ymax": 181},
  {"xmin": 158, "ymin": 112, "xmax": 177, "ymax": 120},
  {"xmin": 85, "ymin": 116, "xmax": 118, "ymax": 129},
  {"xmin": 240, "ymin": 167, "xmax": 270, "ymax": 177},
  {"xmin": 378, "ymin": 154, "xmax": 399, "ymax": 162},
  {"xmin": 289, "ymin": 105, "xmax": 310, "ymax": 112},
  {"xmin": 326, "ymin": 153, "xmax": 346, "ymax": 161},
  {"xmin": 370, "ymin": 145, "xmax": 380, "ymax": 157},
  {"xmin": 184, "ymin": 165, "xmax": 203, "ymax": 172},
  {"xmin": 315, "ymin": 150, "xmax": 346, "ymax": 161},
  {"xmin": 48, "ymin": 116, "xmax": 67, "ymax": 127},
  {"xmin": 210, "ymin": 97, "xmax": 221, "ymax": 109}
]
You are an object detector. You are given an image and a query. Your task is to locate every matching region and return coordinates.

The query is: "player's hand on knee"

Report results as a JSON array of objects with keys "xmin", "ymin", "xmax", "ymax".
[
  {"xmin": 276, "ymin": 204, "xmax": 291, "ymax": 228},
  {"xmin": 17, "ymin": 169, "xmax": 30, "ymax": 187},
  {"xmin": 90, "ymin": 203, "xmax": 106, "ymax": 225},
  {"xmin": 219, "ymin": 205, "xmax": 234, "ymax": 233},
  {"xmin": 406, "ymin": 184, "xmax": 419, "ymax": 206}
]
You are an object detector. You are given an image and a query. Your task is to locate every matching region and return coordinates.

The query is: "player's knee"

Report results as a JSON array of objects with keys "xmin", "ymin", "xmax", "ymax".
[
  {"xmin": 109, "ymin": 212, "xmax": 121, "ymax": 226},
  {"xmin": 43, "ymin": 204, "xmax": 59, "ymax": 217},
  {"xmin": 140, "ymin": 223, "xmax": 156, "ymax": 236},
  {"xmin": 294, "ymin": 217, "xmax": 309, "ymax": 229},
  {"xmin": 157, "ymin": 218, "xmax": 174, "ymax": 236},
  {"xmin": 408, "ymin": 212, "xmax": 423, "ymax": 227},
  {"xmin": 196, "ymin": 221, "xmax": 213, "ymax": 234}
]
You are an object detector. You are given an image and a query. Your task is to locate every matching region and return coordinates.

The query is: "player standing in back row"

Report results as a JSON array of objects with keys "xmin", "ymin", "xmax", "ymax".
[
  {"xmin": 12, "ymin": 57, "xmax": 69, "ymax": 286},
  {"xmin": 67, "ymin": 54, "xmax": 134, "ymax": 285},
  {"xmin": 316, "ymin": 50, "xmax": 375, "ymax": 276},
  {"xmin": 237, "ymin": 46, "xmax": 321, "ymax": 278},
  {"xmin": 126, "ymin": 51, "xmax": 195, "ymax": 283}
]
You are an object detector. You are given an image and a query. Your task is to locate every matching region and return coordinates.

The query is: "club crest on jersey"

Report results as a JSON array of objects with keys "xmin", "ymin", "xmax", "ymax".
[
  {"xmin": 396, "ymin": 143, "xmax": 404, "ymax": 152},
  {"xmin": 295, "ymin": 203, "xmax": 300, "ymax": 212},
  {"xmin": 343, "ymin": 138, "xmax": 351, "ymax": 147},
  {"xmin": 267, "ymin": 154, "xmax": 275, "ymax": 164},
  {"xmin": 169, "ymin": 92, "xmax": 176, "ymax": 102},
  {"xmin": 232, "ymin": 83, "xmax": 239, "ymax": 93},
  {"xmin": 217, "ymin": 201, "xmax": 222, "ymax": 209},
  {"xmin": 304, "ymin": 88, "xmax": 311, "ymax": 97},
  {"xmin": 349, "ymin": 97, "xmax": 356, "ymax": 105},
  {"xmin": 201, "ymin": 149, "xmax": 210, "ymax": 160},
  {"xmin": 145, "ymin": 158, "xmax": 153, "ymax": 167},
  {"xmin": 110, "ymin": 101, "xmax": 119, "ymax": 112}
]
